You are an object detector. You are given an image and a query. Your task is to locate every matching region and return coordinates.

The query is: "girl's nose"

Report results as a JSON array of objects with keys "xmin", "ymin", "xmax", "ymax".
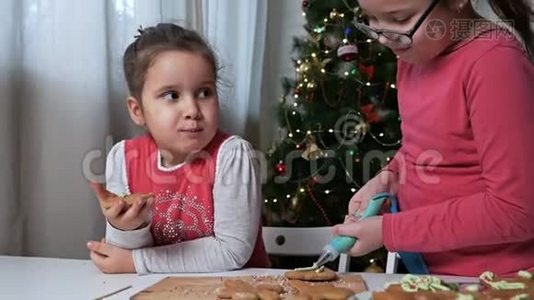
[{"xmin": 182, "ymin": 97, "xmax": 201, "ymax": 120}]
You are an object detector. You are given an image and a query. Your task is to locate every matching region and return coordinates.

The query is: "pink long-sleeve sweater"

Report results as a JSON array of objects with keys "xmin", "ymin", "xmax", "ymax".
[{"xmin": 382, "ymin": 30, "xmax": 534, "ymax": 276}]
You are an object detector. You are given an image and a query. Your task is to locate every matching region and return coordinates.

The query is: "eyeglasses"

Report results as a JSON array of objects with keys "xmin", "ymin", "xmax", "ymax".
[{"xmin": 354, "ymin": 0, "xmax": 441, "ymax": 47}]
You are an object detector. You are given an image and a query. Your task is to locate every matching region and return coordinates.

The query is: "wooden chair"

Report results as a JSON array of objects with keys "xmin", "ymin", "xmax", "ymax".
[{"xmin": 262, "ymin": 226, "xmax": 351, "ymax": 272}]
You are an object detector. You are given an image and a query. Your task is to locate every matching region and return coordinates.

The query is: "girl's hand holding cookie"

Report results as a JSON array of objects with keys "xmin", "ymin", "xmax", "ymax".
[{"xmin": 89, "ymin": 182, "xmax": 153, "ymax": 231}]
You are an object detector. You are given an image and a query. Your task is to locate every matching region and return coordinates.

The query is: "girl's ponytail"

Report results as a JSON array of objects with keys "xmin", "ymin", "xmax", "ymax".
[{"xmin": 488, "ymin": 0, "xmax": 533, "ymax": 55}]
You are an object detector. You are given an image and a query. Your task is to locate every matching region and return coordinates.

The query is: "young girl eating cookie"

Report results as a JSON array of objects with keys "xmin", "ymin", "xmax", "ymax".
[{"xmin": 87, "ymin": 23, "xmax": 269, "ymax": 274}]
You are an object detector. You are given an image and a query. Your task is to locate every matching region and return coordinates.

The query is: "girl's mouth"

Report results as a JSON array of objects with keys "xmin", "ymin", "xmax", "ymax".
[{"xmin": 179, "ymin": 128, "xmax": 203, "ymax": 133}]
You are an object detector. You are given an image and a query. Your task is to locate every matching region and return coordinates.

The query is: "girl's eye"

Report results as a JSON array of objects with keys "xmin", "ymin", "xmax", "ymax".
[
  {"xmin": 394, "ymin": 16, "xmax": 412, "ymax": 24},
  {"xmin": 162, "ymin": 91, "xmax": 179, "ymax": 102},
  {"xmin": 363, "ymin": 15, "xmax": 377, "ymax": 25},
  {"xmin": 197, "ymin": 88, "xmax": 212, "ymax": 99}
]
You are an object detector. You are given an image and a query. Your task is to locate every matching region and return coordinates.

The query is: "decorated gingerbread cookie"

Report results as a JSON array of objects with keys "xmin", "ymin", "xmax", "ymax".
[{"xmin": 285, "ymin": 267, "xmax": 338, "ymax": 282}]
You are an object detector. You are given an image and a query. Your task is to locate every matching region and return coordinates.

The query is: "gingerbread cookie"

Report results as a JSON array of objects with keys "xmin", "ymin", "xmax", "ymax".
[
  {"xmin": 232, "ymin": 292, "xmax": 260, "ymax": 300},
  {"xmin": 372, "ymin": 271, "xmax": 534, "ymax": 300},
  {"xmin": 223, "ymin": 279, "xmax": 256, "ymax": 293},
  {"xmin": 256, "ymin": 289, "xmax": 281, "ymax": 300},
  {"xmin": 214, "ymin": 286, "xmax": 234, "ymax": 299},
  {"xmin": 90, "ymin": 182, "xmax": 152, "ymax": 210},
  {"xmin": 280, "ymin": 296, "xmax": 310, "ymax": 300},
  {"xmin": 285, "ymin": 267, "xmax": 338, "ymax": 282},
  {"xmin": 289, "ymin": 279, "xmax": 353, "ymax": 300},
  {"xmin": 478, "ymin": 270, "xmax": 534, "ymax": 299},
  {"xmin": 216, "ymin": 278, "xmax": 283, "ymax": 300},
  {"xmin": 100, "ymin": 193, "xmax": 152, "ymax": 209},
  {"xmin": 256, "ymin": 283, "xmax": 285, "ymax": 294}
]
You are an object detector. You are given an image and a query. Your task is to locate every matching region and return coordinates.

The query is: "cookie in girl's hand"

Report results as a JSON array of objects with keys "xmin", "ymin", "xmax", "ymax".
[
  {"xmin": 100, "ymin": 193, "xmax": 152, "ymax": 210},
  {"xmin": 89, "ymin": 181, "xmax": 152, "ymax": 210}
]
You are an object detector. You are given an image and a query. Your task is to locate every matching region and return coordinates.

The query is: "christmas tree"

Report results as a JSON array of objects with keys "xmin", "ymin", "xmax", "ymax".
[{"xmin": 262, "ymin": 0, "xmax": 402, "ymax": 272}]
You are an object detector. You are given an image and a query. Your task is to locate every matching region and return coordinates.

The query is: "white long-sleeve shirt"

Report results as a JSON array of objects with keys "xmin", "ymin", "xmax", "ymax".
[{"xmin": 104, "ymin": 136, "xmax": 262, "ymax": 274}]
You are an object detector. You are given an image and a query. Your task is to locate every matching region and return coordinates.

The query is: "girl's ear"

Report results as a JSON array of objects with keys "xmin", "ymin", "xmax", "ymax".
[{"xmin": 126, "ymin": 96, "xmax": 146, "ymax": 126}]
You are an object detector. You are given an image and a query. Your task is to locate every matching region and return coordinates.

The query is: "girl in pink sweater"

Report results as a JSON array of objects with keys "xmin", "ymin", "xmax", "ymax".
[{"xmin": 334, "ymin": 0, "xmax": 534, "ymax": 276}]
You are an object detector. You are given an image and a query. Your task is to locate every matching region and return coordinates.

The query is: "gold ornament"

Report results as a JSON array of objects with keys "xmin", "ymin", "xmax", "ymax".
[
  {"xmin": 330, "ymin": 9, "xmax": 339, "ymax": 19},
  {"xmin": 356, "ymin": 122, "xmax": 370, "ymax": 135},
  {"xmin": 308, "ymin": 34, "xmax": 321, "ymax": 46},
  {"xmin": 301, "ymin": 134, "xmax": 324, "ymax": 160}
]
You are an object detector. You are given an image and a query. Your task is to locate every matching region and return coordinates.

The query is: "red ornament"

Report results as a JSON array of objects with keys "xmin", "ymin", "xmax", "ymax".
[
  {"xmin": 337, "ymin": 44, "xmax": 359, "ymax": 61},
  {"xmin": 361, "ymin": 104, "xmax": 380, "ymax": 123},
  {"xmin": 358, "ymin": 64, "xmax": 376, "ymax": 80},
  {"xmin": 275, "ymin": 163, "xmax": 286, "ymax": 175},
  {"xmin": 302, "ymin": 0, "xmax": 310, "ymax": 10}
]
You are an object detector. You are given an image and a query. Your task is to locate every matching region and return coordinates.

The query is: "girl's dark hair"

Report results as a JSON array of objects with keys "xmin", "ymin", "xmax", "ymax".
[
  {"xmin": 123, "ymin": 23, "xmax": 218, "ymax": 99},
  {"xmin": 488, "ymin": 0, "xmax": 533, "ymax": 55}
]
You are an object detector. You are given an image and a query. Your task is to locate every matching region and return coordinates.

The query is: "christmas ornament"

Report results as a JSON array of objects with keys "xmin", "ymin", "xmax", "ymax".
[
  {"xmin": 329, "ymin": 9, "xmax": 339, "ymax": 19},
  {"xmin": 338, "ymin": 27, "xmax": 358, "ymax": 61},
  {"xmin": 361, "ymin": 104, "xmax": 381, "ymax": 123},
  {"xmin": 355, "ymin": 122, "xmax": 371, "ymax": 138},
  {"xmin": 337, "ymin": 44, "xmax": 359, "ymax": 61},
  {"xmin": 358, "ymin": 63, "xmax": 376, "ymax": 80},
  {"xmin": 275, "ymin": 162, "xmax": 286, "ymax": 175},
  {"xmin": 301, "ymin": 134, "xmax": 324, "ymax": 160},
  {"xmin": 344, "ymin": 27, "xmax": 353, "ymax": 40},
  {"xmin": 301, "ymin": 142, "xmax": 321, "ymax": 160}
]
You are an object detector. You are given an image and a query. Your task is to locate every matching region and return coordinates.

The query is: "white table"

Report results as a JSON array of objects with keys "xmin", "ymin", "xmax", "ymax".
[{"xmin": 0, "ymin": 255, "xmax": 476, "ymax": 299}]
